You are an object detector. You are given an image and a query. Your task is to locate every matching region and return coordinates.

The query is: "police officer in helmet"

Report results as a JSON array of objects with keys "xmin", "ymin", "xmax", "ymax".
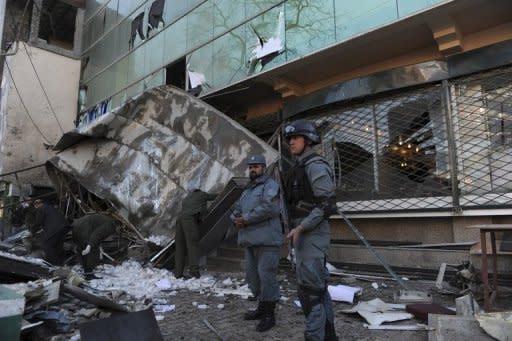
[
  {"xmin": 231, "ymin": 154, "xmax": 283, "ymax": 332},
  {"xmin": 284, "ymin": 120, "xmax": 339, "ymax": 341}
]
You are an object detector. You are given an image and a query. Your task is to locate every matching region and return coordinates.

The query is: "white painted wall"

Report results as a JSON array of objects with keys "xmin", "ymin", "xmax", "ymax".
[{"xmin": 0, "ymin": 42, "xmax": 80, "ymax": 187}]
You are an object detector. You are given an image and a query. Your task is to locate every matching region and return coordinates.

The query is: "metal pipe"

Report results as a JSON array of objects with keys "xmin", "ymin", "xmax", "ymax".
[
  {"xmin": 337, "ymin": 207, "xmax": 410, "ymax": 290},
  {"xmin": 441, "ymin": 80, "xmax": 461, "ymax": 211}
]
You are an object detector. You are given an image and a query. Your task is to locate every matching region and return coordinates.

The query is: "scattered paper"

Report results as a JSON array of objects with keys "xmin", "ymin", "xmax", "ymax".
[
  {"xmin": 153, "ymin": 304, "xmax": 175, "ymax": 313},
  {"xmin": 328, "ymin": 284, "xmax": 362, "ymax": 304},
  {"xmin": 155, "ymin": 279, "xmax": 172, "ymax": 290}
]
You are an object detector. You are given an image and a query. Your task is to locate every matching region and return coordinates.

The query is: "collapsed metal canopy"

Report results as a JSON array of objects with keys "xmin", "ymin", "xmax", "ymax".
[{"xmin": 47, "ymin": 85, "xmax": 279, "ymax": 236}]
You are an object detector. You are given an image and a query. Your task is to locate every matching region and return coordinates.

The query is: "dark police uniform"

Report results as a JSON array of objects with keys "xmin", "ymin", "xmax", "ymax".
[
  {"xmin": 232, "ymin": 169, "xmax": 283, "ymax": 331},
  {"xmin": 285, "ymin": 149, "xmax": 337, "ymax": 341}
]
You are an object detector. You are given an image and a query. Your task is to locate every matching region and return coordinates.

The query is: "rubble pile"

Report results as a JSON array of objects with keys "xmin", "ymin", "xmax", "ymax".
[{"xmin": 0, "ymin": 240, "xmax": 254, "ymax": 340}]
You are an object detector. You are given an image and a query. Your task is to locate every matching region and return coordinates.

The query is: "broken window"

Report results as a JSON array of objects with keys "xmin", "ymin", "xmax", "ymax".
[
  {"xmin": 129, "ymin": 11, "xmax": 145, "ymax": 49},
  {"xmin": 147, "ymin": 0, "xmax": 165, "ymax": 36},
  {"xmin": 38, "ymin": 0, "xmax": 77, "ymax": 50},
  {"xmin": 166, "ymin": 57, "xmax": 186, "ymax": 90},
  {"xmin": 247, "ymin": 6, "xmax": 285, "ymax": 75}
]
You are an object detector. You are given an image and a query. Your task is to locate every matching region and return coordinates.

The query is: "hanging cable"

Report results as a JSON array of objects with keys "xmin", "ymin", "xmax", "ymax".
[
  {"xmin": 22, "ymin": 43, "xmax": 65, "ymax": 134},
  {"xmin": 5, "ymin": 60, "xmax": 52, "ymax": 145},
  {"xmin": 1, "ymin": 0, "xmax": 31, "ymax": 56}
]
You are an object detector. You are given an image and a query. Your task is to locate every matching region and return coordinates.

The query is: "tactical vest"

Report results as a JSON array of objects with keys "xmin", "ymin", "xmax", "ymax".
[{"xmin": 284, "ymin": 153, "xmax": 336, "ymax": 219}]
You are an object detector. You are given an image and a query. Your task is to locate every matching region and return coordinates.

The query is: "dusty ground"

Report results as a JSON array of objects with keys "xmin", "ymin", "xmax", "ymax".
[{"xmin": 155, "ymin": 268, "xmax": 459, "ymax": 341}]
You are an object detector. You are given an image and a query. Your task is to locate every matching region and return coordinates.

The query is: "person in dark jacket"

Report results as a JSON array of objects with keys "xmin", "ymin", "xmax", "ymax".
[
  {"xmin": 174, "ymin": 189, "xmax": 217, "ymax": 279},
  {"xmin": 72, "ymin": 213, "xmax": 117, "ymax": 276},
  {"xmin": 31, "ymin": 199, "xmax": 70, "ymax": 265},
  {"xmin": 231, "ymin": 154, "xmax": 283, "ymax": 332},
  {"xmin": 284, "ymin": 120, "xmax": 339, "ymax": 341}
]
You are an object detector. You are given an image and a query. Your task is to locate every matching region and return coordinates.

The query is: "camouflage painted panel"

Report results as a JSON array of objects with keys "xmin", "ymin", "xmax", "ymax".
[{"xmin": 48, "ymin": 85, "xmax": 279, "ymax": 235}]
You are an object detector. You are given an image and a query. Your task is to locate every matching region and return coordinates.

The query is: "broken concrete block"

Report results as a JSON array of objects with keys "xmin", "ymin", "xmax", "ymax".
[
  {"xmin": 456, "ymin": 293, "xmax": 481, "ymax": 316},
  {"xmin": 475, "ymin": 312, "xmax": 512, "ymax": 341},
  {"xmin": 428, "ymin": 314, "xmax": 495, "ymax": 341},
  {"xmin": 394, "ymin": 290, "xmax": 433, "ymax": 304}
]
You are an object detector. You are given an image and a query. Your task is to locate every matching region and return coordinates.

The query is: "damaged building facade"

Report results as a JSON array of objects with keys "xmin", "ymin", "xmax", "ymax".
[
  {"xmin": 78, "ymin": 0, "xmax": 512, "ymax": 270},
  {"xmin": 0, "ymin": 0, "xmax": 83, "ymax": 236}
]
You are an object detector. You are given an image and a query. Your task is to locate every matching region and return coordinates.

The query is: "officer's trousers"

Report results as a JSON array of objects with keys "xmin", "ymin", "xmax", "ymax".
[{"xmin": 245, "ymin": 246, "xmax": 280, "ymax": 302}]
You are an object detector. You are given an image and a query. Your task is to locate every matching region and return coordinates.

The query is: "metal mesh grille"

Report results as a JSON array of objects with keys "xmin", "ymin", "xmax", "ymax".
[
  {"xmin": 452, "ymin": 67, "xmax": 512, "ymax": 208},
  {"xmin": 296, "ymin": 65, "xmax": 512, "ymax": 212}
]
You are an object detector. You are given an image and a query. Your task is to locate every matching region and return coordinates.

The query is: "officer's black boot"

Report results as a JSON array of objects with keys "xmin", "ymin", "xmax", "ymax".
[
  {"xmin": 324, "ymin": 320, "xmax": 339, "ymax": 341},
  {"xmin": 256, "ymin": 301, "xmax": 276, "ymax": 332},
  {"xmin": 244, "ymin": 301, "xmax": 264, "ymax": 320}
]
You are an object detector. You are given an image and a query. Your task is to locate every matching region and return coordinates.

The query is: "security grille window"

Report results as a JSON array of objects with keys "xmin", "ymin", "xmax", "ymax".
[
  {"xmin": 452, "ymin": 68, "xmax": 512, "ymax": 207},
  {"xmin": 311, "ymin": 86, "xmax": 452, "ymax": 212},
  {"xmin": 297, "ymin": 66, "xmax": 512, "ymax": 212}
]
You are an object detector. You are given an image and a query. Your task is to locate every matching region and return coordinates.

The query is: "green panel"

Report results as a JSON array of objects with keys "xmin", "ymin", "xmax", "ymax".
[
  {"xmin": 212, "ymin": 25, "xmax": 246, "ymax": 89},
  {"xmin": 118, "ymin": 0, "xmax": 147, "ymax": 18},
  {"xmin": 187, "ymin": 1, "xmax": 214, "ymax": 50},
  {"xmin": 213, "ymin": 0, "xmax": 246, "ymax": 36},
  {"xmin": 397, "ymin": 0, "xmax": 447, "ymax": 17},
  {"xmin": 111, "ymin": 90, "xmax": 127, "ymax": 109},
  {"xmin": 145, "ymin": 33, "xmax": 165, "ymax": 75},
  {"xmin": 85, "ymin": 0, "xmax": 109, "ymax": 22},
  {"xmin": 285, "ymin": 0, "xmax": 335, "ymax": 60},
  {"xmin": 126, "ymin": 80, "xmax": 145, "ymax": 99},
  {"xmin": 127, "ymin": 46, "xmax": 146, "ymax": 84},
  {"xmin": 114, "ymin": 56, "xmax": 129, "ymax": 93},
  {"xmin": 334, "ymin": 0, "xmax": 398, "ymax": 41},
  {"xmin": 246, "ymin": 0, "xmax": 282, "ymax": 19},
  {"xmin": 104, "ymin": 0, "xmax": 119, "ymax": 32},
  {"xmin": 245, "ymin": 4, "xmax": 286, "ymax": 76},
  {"xmin": 163, "ymin": 0, "xmax": 188, "ymax": 24},
  {"xmin": 90, "ymin": 7, "xmax": 106, "ymax": 45},
  {"xmin": 144, "ymin": 70, "xmax": 165, "ymax": 90},
  {"xmin": 116, "ymin": 20, "xmax": 131, "ymax": 60},
  {"xmin": 163, "ymin": 17, "xmax": 187, "ymax": 65}
]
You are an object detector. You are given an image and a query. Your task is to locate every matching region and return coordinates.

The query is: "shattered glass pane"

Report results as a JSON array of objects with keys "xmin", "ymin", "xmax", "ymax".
[
  {"xmin": 188, "ymin": 43, "xmax": 213, "ymax": 92},
  {"xmin": 245, "ymin": 4, "xmax": 286, "ymax": 75}
]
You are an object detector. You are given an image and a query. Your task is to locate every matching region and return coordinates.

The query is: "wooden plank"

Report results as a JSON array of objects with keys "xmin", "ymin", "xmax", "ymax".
[{"xmin": 62, "ymin": 284, "xmax": 129, "ymax": 312}]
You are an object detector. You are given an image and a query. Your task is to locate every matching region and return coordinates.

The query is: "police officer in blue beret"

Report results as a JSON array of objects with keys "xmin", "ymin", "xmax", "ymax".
[
  {"xmin": 231, "ymin": 154, "xmax": 283, "ymax": 332},
  {"xmin": 284, "ymin": 120, "xmax": 339, "ymax": 341}
]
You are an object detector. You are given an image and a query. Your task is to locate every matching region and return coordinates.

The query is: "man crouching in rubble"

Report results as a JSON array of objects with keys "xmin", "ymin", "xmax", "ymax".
[
  {"xmin": 30, "ymin": 199, "xmax": 70, "ymax": 265},
  {"xmin": 231, "ymin": 154, "xmax": 283, "ymax": 332},
  {"xmin": 284, "ymin": 120, "xmax": 338, "ymax": 341},
  {"xmin": 71, "ymin": 213, "xmax": 117, "ymax": 279}
]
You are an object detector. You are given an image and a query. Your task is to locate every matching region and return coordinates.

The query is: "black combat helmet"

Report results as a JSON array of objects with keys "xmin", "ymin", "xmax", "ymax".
[{"xmin": 284, "ymin": 120, "xmax": 321, "ymax": 145}]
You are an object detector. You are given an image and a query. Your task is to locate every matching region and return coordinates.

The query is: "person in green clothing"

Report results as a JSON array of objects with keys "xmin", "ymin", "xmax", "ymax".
[
  {"xmin": 71, "ymin": 213, "xmax": 117, "ymax": 278},
  {"xmin": 174, "ymin": 189, "xmax": 217, "ymax": 279}
]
